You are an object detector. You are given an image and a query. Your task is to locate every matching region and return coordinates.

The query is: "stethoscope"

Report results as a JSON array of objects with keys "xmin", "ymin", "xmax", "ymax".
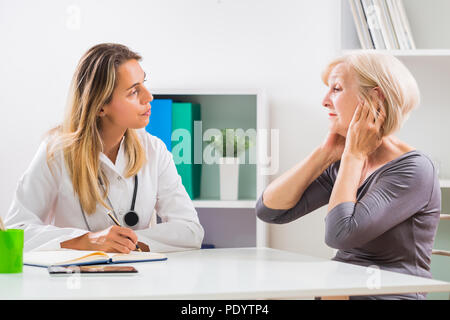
[{"xmin": 80, "ymin": 175, "xmax": 140, "ymax": 231}]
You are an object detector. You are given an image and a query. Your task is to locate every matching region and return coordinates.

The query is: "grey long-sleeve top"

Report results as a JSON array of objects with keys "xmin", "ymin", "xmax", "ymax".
[{"xmin": 256, "ymin": 150, "xmax": 441, "ymax": 300}]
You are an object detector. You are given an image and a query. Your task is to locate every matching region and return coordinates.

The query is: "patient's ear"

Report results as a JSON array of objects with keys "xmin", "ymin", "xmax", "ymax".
[{"xmin": 370, "ymin": 87, "xmax": 385, "ymax": 103}]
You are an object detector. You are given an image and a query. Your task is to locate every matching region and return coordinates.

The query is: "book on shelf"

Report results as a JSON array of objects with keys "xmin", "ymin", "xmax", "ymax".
[
  {"xmin": 348, "ymin": 0, "xmax": 374, "ymax": 49},
  {"xmin": 146, "ymin": 99, "xmax": 202, "ymax": 200},
  {"xmin": 145, "ymin": 99, "xmax": 173, "ymax": 151},
  {"xmin": 348, "ymin": 0, "xmax": 415, "ymax": 50},
  {"xmin": 373, "ymin": 0, "xmax": 399, "ymax": 49},
  {"xmin": 385, "ymin": 0, "xmax": 408, "ymax": 49},
  {"xmin": 394, "ymin": 0, "xmax": 416, "ymax": 49},
  {"xmin": 361, "ymin": 0, "xmax": 386, "ymax": 49},
  {"xmin": 172, "ymin": 102, "xmax": 202, "ymax": 200}
]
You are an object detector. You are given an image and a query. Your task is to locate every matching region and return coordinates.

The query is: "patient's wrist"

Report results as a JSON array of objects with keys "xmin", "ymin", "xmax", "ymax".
[
  {"xmin": 342, "ymin": 149, "xmax": 367, "ymax": 162},
  {"xmin": 315, "ymin": 146, "xmax": 338, "ymax": 169}
]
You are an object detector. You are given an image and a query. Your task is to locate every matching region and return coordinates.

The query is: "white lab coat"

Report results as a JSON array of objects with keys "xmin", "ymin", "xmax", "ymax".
[{"xmin": 5, "ymin": 129, "xmax": 204, "ymax": 252}]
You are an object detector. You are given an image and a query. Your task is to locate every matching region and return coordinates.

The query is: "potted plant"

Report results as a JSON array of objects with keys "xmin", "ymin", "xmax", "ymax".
[{"xmin": 207, "ymin": 129, "xmax": 252, "ymax": 200}]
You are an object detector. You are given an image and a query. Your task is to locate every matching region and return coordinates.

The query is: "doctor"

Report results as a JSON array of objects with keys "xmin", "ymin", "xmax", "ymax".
[{"xmin": 5, "ymin": 43, "xmax": 204, "ymax": 253}]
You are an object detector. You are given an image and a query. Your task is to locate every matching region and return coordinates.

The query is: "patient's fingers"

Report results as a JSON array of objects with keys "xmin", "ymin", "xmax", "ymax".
[
  {"xmin": 361, "ymin": 102, "xmax": 371, "ymax": 121},
  {"xmin": 351, "ymin": 102, "xmax": 363, "ymax": 126},
  {"xmin": 375, "ymin": 106, "xmax": 386, "ymax": 130}
]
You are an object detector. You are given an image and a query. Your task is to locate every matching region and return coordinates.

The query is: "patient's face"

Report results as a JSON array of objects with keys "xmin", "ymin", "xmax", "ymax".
[{"xmin": 322, "ymin": 63, "xmax": 361, "ymax": 137}]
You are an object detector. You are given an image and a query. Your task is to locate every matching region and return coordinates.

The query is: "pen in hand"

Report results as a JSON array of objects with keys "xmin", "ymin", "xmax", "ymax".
[{"xmin": 107, "ymin": 211, "xmax": 142, "ymax": 252}]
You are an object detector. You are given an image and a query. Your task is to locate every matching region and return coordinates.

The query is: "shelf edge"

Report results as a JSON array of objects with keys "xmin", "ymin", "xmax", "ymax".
[
  {"xmin": 193, "ymin": 200, "xmax": 256, "ymax": 208},
  {"xmin": 440, "ymin": 180, "xmax": 450, "ymax": 188},
  {"xmin": 341, "ymin": 49, "xmax": 450, "ymax": 57}
]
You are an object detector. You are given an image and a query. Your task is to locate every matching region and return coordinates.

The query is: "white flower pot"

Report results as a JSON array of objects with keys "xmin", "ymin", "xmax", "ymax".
[{"xmin": 219, "ymin": 157, "xmax": 240, "ymax": 200}]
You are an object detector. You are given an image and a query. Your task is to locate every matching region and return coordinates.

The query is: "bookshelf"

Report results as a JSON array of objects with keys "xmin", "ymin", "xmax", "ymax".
[
  {"xmin": 151, "ymin": 89, "xmax": 269, "ymax": 248},
  {"xmin": 341, "ymin": 0, "xmax": 450, "ymax": 51},
  {"xmin": 341, "ymin": 0, "xmax": 450, "ymax": 300}
]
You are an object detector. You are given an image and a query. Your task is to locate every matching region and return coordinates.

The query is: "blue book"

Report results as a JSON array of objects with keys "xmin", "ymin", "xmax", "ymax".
[{"xmin": 145, "ymin": 99, "xmax": 173, "ymax": 151}]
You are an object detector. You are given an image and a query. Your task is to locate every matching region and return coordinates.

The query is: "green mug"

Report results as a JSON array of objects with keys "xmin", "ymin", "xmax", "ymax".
[{"xmin": 0, "ymin": 229, "xmax": 24, "ymax": 273}]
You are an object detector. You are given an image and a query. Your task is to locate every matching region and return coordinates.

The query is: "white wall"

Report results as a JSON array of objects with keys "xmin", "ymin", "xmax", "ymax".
[{"xmin": 0, "ymin": 0, "xmax": 340, "ymax": 258}]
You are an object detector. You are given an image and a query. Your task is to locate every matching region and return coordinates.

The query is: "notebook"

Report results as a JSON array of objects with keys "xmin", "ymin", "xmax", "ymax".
[{"xmin": 23, "ymin": 250, "xmax": 167, "ymax": 268}]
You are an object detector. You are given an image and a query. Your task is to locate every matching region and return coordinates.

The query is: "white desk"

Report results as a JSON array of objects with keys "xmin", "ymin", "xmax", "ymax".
[{"xmin": 1, "ymin": 247, "xmax": 449, "ymax": 299}]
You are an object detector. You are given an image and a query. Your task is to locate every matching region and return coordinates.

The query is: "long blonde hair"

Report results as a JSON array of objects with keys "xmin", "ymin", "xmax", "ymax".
[
  {"xmin": 322, "ymin": 51, "xmax": 420, "ymax": 136},
  {"xmin": 47, "ymin": 43, "xmax": 147, "ymax": 214}
]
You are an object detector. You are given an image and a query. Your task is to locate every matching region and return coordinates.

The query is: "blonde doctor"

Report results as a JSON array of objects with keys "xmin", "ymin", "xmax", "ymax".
[{"xmin": 5, "ymin": 43, "xmax": 204, "ymax": 253}]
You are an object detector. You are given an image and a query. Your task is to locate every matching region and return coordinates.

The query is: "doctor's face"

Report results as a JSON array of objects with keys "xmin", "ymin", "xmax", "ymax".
[
  {"xmin": 322, "ymin": 63, "xmax": 361, "ymax": 137},
  {"xmin": 100, "ymin": 59, "xmax": 153, "ymax": 130}
]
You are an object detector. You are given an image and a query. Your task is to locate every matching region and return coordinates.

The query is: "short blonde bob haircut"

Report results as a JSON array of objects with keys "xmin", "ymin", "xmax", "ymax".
[{"xmin": 321, "ymin": 51, "xmax": 420, "ymax": 137}]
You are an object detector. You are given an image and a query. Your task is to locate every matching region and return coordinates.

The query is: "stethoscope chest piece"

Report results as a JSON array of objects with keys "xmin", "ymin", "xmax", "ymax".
[
  {"xmin": 80, "ymin": 175, "xmax": 140, "ymax": 231},
  {"xmin": 124, "ymin": 210, "xmax": 139, "ymax": 227}
]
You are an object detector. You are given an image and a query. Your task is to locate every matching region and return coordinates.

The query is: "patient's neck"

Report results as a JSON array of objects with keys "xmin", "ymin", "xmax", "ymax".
[{"xmin": 367, "ymin": 135, "xmax": 414, "ymax": 168}]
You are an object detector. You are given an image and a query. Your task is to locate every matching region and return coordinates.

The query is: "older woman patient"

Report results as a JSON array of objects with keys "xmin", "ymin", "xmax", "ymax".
[{"xmin": 256, "ymin": 52, "xmax": 441, "ymax": 300}]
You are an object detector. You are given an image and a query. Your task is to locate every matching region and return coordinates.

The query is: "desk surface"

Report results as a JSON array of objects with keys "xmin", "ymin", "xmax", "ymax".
[{"xmin": 1, "ymin": 247, "xmax": 450, "ymax": 299}]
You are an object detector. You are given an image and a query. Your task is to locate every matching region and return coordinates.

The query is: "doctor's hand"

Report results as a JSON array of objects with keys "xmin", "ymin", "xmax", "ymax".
[
  {"xmin": 85, "ymin": 226, "xmax": 139, "ymax": 253},
  {"xmin": 62, "ymin": 225, "xmax": 138, "ymax": 253}
]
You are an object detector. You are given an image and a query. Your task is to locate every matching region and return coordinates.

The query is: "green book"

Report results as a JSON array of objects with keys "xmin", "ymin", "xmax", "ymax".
[{"xmin": 171, "ymin": 102, "xmax": 201, "ymax": 199}]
